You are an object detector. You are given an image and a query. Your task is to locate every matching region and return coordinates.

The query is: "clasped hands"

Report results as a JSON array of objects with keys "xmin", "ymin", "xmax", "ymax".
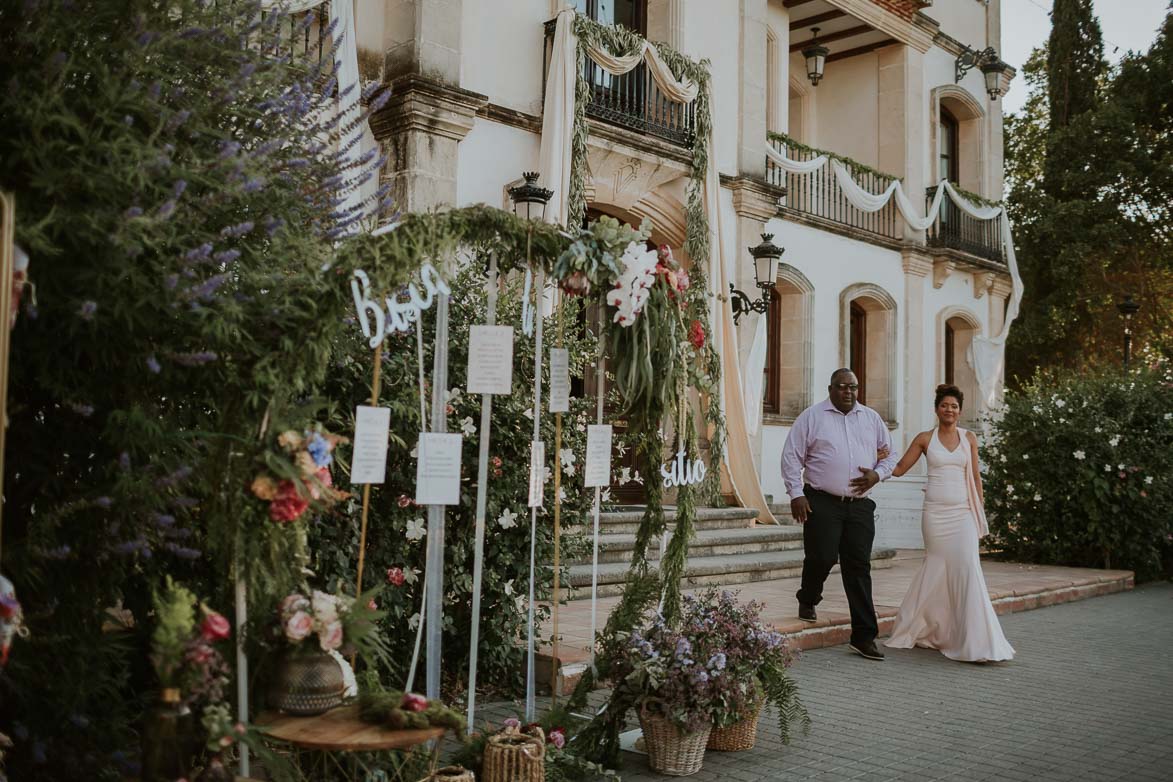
[{"xmin": 789, "ymin": 446, "xmax": 888, "ymax": 525}]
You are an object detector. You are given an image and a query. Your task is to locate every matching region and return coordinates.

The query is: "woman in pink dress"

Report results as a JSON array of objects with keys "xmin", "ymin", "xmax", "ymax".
[{"xmin": 884, "ymin": 384, "xmax": 1015, "ymax": 662}]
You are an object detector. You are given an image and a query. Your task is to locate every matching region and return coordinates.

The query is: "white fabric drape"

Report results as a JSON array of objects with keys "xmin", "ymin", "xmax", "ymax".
[{"xmin": 761, "ymin": 145, "xmax": 1024, "ymax": 413}]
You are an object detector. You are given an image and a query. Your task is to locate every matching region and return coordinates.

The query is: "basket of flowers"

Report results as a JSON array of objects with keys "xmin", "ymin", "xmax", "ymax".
[{"xmin": 688, "ymin": 589, "xmax": 809, "ymax": 752}]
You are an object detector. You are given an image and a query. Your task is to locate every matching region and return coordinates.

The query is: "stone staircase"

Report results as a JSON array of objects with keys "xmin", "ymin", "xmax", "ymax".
[{"xmin": 564, "ymin": 504, "xmax": 897, "ymax": 599}]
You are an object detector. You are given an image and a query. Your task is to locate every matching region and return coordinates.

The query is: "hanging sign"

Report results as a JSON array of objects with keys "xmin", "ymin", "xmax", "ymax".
[
  {"xmin": 548, "ymin": 348, "xmax": 570, "ymax": 413},
  {"xmin": 351, "ymin": 406, "xmax": 392, "ymax": 485},
  {"xmin": 660, "ymin": 449, "xmax": 706, "ymax": 489},
  {"xmin": 528, "ymin": 441, "xmax": 546, "ymax": 507},
  {"xmin": 414, "ymin": 432, "xmax": 463, "ymax": 505},
  {"xmin": 351, "ymin": 266, "xmax": 451, "ymax": 348},
  {"xmin": 583, "ymin": 425, "xmax": 613, "ymax": 488},
  {"xmin": 467, "ymin": 325, "xmax": 515, "ymax": 395}
]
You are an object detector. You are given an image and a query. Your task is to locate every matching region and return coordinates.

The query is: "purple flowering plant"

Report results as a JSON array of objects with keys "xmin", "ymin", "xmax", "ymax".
[
  {"xmin": 610, "ymin": 604, "xmax": 732, "ymax": 734},
  {"xmin": 683, "ymin": 589, "xmax": 810, "ymax": 741}
]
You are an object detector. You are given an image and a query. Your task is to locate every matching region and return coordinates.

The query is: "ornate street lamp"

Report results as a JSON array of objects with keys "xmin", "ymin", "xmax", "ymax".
[
  {"xmin": 956, "ymin": 45, "xmax": 1009, "ymax": 101},
  {"xmin": 802, "ymin": 28, "xmax": 829, "ymax": 87},
  {"xmin": 1116, "ymin": 294, "xmax": 1141, "ymax": 370},
  {"xmin": 730, "ymin": 233, "xmax": 784, "ymax": 325},
  {"xmin": 508, "ymin": 171, "xmax": 553, "ymax": 221}
]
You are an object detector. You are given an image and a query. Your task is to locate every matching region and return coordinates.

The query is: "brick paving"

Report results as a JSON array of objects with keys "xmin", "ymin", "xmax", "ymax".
[{"xmin": 608, "ymin": 582, "xmax": 1173, "ymax": 781}]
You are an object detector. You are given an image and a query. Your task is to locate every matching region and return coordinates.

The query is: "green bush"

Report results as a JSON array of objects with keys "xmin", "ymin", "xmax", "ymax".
[{"xmin": 981, "ymin": 363, "xmax": 1173, "ymax": 580}]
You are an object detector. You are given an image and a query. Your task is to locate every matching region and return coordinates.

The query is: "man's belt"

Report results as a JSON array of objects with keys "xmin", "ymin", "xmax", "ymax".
[{"xmin": 804, "ymin": 485, "xmax": 866, "ymax": 503}]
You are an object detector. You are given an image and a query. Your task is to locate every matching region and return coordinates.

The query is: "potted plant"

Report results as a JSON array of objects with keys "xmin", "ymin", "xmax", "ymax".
[
  {"xmin": 270, "ymin": 588, "xmax": 388, "ymax": 715},
  {"xmin": 686, "ymin": 589, "xmax": 810, "ymax": 752},
  {"xmin": 611, "ymin": 609, "xmax": 730, "ymax": 776}
]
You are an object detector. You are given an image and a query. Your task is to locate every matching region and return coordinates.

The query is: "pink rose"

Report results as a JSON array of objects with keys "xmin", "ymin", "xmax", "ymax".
[
  {"xmin": 280, "ymin": 593, "xmax": 308, "ymax": 619},
  {"xmin": 386, "ymin": 567, "xmax": 406, "ymax": 586},
  {"xmin": 367, "ymin": 599, "xmax": 378, "ymax": 611},
  {"xmin": 503, "ymin": 717, "xmax": 521, "ymax": 728},
  {"xmin": 401, "ymin": 693, "xmax": 428, "ymax": 712},
  {"xmin": 548, "ymin": 728, "xmax": 566, "ymax": 749},
  {"xmin": 284, "ymin": 611, "xmax": 313, "ymax": 643},
  {"xmin": 200, "ymin": 611, "xmax": 231, "ymax": 642},
  {"xmin": 397, "ymin": 494, "xmax": 413, "ymax": 508},
  {"xmin": 319, "ymin": 620, "xmax": 343, "ymax": 651}
]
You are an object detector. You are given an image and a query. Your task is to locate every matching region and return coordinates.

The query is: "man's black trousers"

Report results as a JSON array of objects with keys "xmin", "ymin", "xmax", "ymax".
[{"xmin": 795, "ymin": 486, "xmax": 879, "ymax": 645}]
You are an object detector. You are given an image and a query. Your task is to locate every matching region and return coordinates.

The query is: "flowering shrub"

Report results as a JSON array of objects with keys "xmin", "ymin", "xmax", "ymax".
[
  {"xmin": 982, "ymin": 365, "xmax": 1173, "ymax": 579},
  {"xmin": 683, "ymin": 590, "xmax": 809, "ymax": 741}
]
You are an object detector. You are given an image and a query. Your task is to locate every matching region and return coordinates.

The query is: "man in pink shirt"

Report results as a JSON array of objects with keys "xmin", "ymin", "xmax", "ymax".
[{"xmin": 781, "ymin": 368, "xmax": 897, "ymax": 661}]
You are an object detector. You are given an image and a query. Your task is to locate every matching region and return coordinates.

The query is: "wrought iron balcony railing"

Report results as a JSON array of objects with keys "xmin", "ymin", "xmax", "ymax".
[
  {"xmin": 766, "ymin": 135, "xmax": 901, "ymax": 242},
  {"xmin": 543, "ymin": 19, "xmax": 697, "ymax": 149},
  {"xmin": 926, "ymin": 187, "xmax": 1003, "ymax": 263}
]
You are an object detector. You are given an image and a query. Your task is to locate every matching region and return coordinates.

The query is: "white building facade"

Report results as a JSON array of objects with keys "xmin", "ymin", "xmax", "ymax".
[{"xmin": 356, "ymin": 0, "xmax": 1016, "ymax": 548}]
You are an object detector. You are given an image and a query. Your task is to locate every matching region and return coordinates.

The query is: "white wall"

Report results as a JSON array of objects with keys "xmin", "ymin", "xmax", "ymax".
[
  {"xmin": 456, "ymin": 120, "xmax": 541, "ymax": 208},
  {"xmin": 461, "ymin": 1, "xmax": 548, "ymax": 116}
]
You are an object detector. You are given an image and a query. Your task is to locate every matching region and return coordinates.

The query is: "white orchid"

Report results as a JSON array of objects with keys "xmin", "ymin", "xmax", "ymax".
[
  {"xmin": 406, "ymin": 517, "xmax": 426, "ymax": 541},
  {"xmin": 1145, "ymin": 476, "xmax": 1153, "ymax": 485},
  {"xmin": 1109, "ymin": 435, "xmax": 1121, "ymax": 447},
  {"xmin": 445, "ymin": 387, "xmax": 462, "ymax": 404},
  {"xmin": 605, "ymin": 241, "xmax": 660, "ymax": 327},
  {"xmin": 460, "ymin": 417, "xmax": 476, "ymax": 437},
  {"xmin": 618, "ymin": 466, "xmax": 633, "ymax": 484},
  {"xmin": 408, "ymin": 612, "xmax": 421, "ymax": 630},
  {"xmin": 557, "ymin": 486, "xmax": 567, "ymax": 504},
  {"xmin": 601, "ymin": 487, "xmax": 612, "ymax": 503},
  {"xmin": 1073, "ymin": 450, "xmax": 1086, "ymax": 460},
  {"xmin": 503, "ymin": 579, "xmax": 515, "ymax": 596},
  {"xmin": 497, "ymin": 508, "xmax": 519, "ymax": 529}
]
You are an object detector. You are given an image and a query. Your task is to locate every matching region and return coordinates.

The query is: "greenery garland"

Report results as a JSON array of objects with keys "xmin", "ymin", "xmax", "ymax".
[{"xmin": 768, "ymin": 130, "xmax": 903, "ymax": 183}]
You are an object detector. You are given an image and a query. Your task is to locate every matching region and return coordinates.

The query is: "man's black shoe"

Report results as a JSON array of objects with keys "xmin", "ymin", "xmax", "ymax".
[
  {"xmin": 798, "ymin": 604, "xmax": 817, "ymax": 623},
  {"xmin": 849, "ymin": 640, "xmax": 885, "ymax": 661}
]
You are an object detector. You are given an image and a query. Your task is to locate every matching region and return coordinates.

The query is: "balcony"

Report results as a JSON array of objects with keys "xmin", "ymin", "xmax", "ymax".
[
  {"xmin": 766, "ymin": 134, "xmax": 901, "ymax": 243},
  {"xmin": 926, "ymin": 187, "xmax": 1003, "ymax": 263},
  {"xmin": 543, "ymin": 19, "xmax": 697, "ymax": 149}
]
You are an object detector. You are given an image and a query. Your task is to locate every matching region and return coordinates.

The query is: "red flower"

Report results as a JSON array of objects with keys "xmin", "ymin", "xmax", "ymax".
[
  {"xmin": 401, "ymin": 693, "xmax": 428, "ymax": 712},
  {"xmin": 657, "ymin": 244, "xmax": 674, "ymax": 263},
  {"xmin": 386, "ymin": 567, "xmax": 406, "ymax": 586},
  {"xmin": 561, "ymin": 270, "xmax": 591, "ymax": 297},
  {"xmin": 201, "ymin": 611, "xmax": 231, "ymax": 642},
  {"xmin": 269, "ymin": 480, "xmax": 309, "ymax": 523},
  {"xmin": 689, "ymin": 319, "xmax": 705, "ymax": 349}
]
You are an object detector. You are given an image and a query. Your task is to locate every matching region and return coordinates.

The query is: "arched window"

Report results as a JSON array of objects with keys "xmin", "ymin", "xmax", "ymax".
[
  {"xmin": 573, "ymin": 0, "xmax": 646, "ymax": 32},
  {"xmin": 841, "ymin": 284, "xmax": 898, "ymax": 423},
  {"xmin": 940, "ymin": 311, "xmax": 982, "ymax": 427},
  {"xmin": 763, "ymin": 265, "xmax": 814, "ymax": 421},
  {"xmin": 939, "ymin": 107, "xmax": 959, "ymax": 185}
]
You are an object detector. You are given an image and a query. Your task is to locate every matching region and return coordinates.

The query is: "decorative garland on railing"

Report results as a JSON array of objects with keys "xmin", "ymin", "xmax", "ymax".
[{"xmin": 768, "ymin": 131, "xmax": 902, "ymax": 184}]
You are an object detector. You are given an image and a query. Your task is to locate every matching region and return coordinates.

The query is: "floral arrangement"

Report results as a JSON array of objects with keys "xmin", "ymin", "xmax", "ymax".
[
  {"xmin": 684, "ymin": 589, "xmax": 809, "ymax": 740},
  {"xmin": 149, "ymin": 578, "xmax": 231, "ymax": 707},
  {"xmin": 251, "ymin": 425, "xmax": 349, "ymax": 523},
  {"xmin": 276, "ymin": 588, "xmax": 390, "ymax": 666},
  {"xmin": 452, "ymin": 713, "xmax": 619, "ymax": 782},
  {"xmin": 611, "ymin": 610, "xmax": 731, "ymax": 735},
  {"xmin": 553, "ymin": 214, "xmax": 650, "ymax": 299},
  {"xmin": 355, "ymin": 672, "xmax": 465, "ymax": 733}
]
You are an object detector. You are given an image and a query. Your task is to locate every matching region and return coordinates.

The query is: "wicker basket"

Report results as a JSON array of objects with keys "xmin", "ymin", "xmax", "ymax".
[
  {"xmin": 482, "ymin": 725, "xmax": 544, "ymax": 782},
  {"xmin": 706, "ymin": 704, "xmax": 763, "ymax": 752},
  {"xmin": 424, "ymin": 766, "xmax": 475, "ymax": 782},
  {"xmin": 638, "ymin": 703, "xmax": 711, "ymax": 777}
]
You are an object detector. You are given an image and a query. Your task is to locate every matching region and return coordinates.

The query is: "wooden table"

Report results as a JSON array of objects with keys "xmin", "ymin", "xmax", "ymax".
[{"xmin": 257, "ymin": 705, "xmax": 445, "ymax": 778}]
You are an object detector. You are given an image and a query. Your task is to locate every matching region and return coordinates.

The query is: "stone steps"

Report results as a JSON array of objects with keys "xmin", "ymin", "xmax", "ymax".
[
  {"xmin": 568, "ymin": 505, "xmax": 759, "ymax": 536},
  {"xmin": 567, "ymin": 546, "xmax": 898, "ymax": 599},
  {"xmin": 567, "ymin": 524, "xmax": 806, "ymax": 565}
]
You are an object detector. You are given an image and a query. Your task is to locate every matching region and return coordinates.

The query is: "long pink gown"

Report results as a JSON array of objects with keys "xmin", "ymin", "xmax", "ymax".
[{"xmin": 886, "ymin": 428, "xmax": 1015, "ymax": 662}]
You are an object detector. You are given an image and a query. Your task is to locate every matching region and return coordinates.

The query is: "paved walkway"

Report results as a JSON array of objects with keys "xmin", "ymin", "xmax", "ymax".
[
  {"xmin": 613, "ymin": 582, "xmax": 1173, "ymax": 781},
  {"xmin": 543, "ymin": 552, "xmax": 1135, "ymax": 663}
]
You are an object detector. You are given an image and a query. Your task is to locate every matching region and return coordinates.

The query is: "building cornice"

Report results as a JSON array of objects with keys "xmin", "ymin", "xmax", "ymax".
[
  {"xmin": 724, "ymin": 175, "xmax": 787, "ymax": 221},
  {"xmin": 825, "ymin": 0, "xmax": 935, "ymax": 53},
  {"xmin": 370, "ymin": 74, "xmax": 487, "ymax": 142}
]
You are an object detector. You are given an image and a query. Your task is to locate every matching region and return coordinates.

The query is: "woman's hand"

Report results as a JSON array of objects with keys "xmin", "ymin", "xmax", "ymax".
[{"xmin": 877, "ymin": 446, "xmax": 890, "ymax": 461}]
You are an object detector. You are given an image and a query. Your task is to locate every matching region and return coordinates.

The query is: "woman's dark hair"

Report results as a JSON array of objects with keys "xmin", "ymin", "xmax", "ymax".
[{"xmin": 935, "ymin": 383, "xmax": 964, "ymax": 409}]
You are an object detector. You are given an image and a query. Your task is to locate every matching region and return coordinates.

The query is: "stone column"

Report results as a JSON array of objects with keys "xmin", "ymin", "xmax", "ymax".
[
  {"xmin": 737, "ymin": 0, "xmax": 769, "ymax": 177},
  {"xmin": 901, "ymin": 248, "xmax": 933, "ymax": 466},
  {"xmin": 370, "ymin": 0, "xmax": 487, "ymax": 212},
  {"xmin": 728, "ymin": 177, "xmax": 784, "ymax": 470},
  {"xmin": 878, "ymin": 45, "xmax": 927, "ymax": 244}
]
